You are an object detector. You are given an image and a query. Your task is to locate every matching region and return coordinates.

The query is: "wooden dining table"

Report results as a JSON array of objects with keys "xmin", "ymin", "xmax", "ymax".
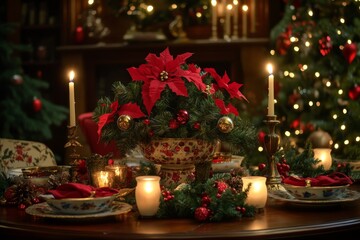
[{"xmin": 1, "ymin": 183, "xmax": 359, "ymax": 240}]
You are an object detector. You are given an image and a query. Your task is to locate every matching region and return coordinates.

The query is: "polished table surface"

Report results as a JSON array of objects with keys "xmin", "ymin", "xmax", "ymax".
[{"xmin": 1, "ymin": 183, "xmax": 360, "ymax": 240}]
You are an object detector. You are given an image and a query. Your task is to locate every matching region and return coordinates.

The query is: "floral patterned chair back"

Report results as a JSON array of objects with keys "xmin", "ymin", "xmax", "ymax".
[{"xmin": 0, "ymin": 138, "xmax": 57, "ymax": 176}]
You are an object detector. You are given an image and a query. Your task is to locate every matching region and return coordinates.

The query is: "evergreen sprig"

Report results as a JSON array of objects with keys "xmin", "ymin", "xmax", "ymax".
[{"xmin": 156, "ymin": 172, "xmax": 256, "ymax": 222}]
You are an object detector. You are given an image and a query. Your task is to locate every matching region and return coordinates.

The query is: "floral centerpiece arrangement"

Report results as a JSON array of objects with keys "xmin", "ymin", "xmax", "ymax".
[{"xmin": 93, "ymin": 48, "xmax": 257, "ymax": 184}]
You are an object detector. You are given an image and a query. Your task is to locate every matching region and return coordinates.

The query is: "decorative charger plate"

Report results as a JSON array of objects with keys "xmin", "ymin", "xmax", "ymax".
[
  {"xmin": 26, "ymin": 201, "xmax": 132, "ymax": 219},
  {"xmin": 268, "ymin": 189, "xmax": 360, "ymax": 207}
]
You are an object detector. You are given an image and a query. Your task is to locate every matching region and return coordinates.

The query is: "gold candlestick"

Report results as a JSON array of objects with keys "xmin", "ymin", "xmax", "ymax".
[
  {"xmin": 64, "ymin": 125, "xmax": 82, "ymax": 166},
  {"xmin": 64, "ymin": 125, "xmax": 86, "ymax": 183},
  {"xmin": 263, "ymin": 115, "xmax": 282, "ymax": 190}
]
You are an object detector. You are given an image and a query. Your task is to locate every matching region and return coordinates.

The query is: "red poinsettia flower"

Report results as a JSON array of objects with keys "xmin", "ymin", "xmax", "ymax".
[
  {"xmin": 204, "ymin": 68, "xmax": 247, "ymax": 101},
  {"xmin": 215, "ymin": 99, "xmax": 239, "ymax": 116},
  {"xmin": 127, "ymin": 48, "xmax": 206, "ymax": 114},
  {"xmin": 97, "ymin": 101, "xmax": 145, "ymax": 142}
]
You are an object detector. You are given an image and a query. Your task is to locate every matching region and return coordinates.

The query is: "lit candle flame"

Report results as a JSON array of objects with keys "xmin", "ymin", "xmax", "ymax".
[
  {"xmin": 69, "ymin": 70, "xmax": 75, "ymax": 81},
  {"xmin": 267, "ymin": 64, "xmax": 273, "ymax": 74}
]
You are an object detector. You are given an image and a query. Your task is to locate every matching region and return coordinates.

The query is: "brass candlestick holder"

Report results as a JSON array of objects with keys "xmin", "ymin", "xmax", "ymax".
[
  {"xmin": 64, "ymin": 125, "xmax": 82, "ymax": 166},
  {"xmin": 263, "ymin": 115, "xmax": 282, "ymax": 190}
]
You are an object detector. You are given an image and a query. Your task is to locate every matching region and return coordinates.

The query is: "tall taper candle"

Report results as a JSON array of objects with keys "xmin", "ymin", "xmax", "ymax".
[
  {"xmin": 250, "ymin": 0, "xmax": 256, "ymax": 32},
  {"xmin": 225, "ymin": 3, "xmax": 232, "ymax": 38},
  {"xmin": 211, "ymin": 0, "xmax": 218, "ymax": 40},
  {"xmin": 232, "ymin": 0, "xmax": 239, "ymax": 39},
  {"xmin": 68, "ymin": 70, "xmax": 76, "ymax": 127},
  {"xmin": 267, "ymin": 64, "xmax": 274, "ymax": 116},
  {"xmin": 242, "ymin": 5, "xmax": 248, "ymax": 38}
]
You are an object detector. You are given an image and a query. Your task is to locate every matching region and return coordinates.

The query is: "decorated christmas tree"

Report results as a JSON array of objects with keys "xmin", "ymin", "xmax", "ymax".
[
  {"xmin": 0, "ymin": 23, "xmax": 68, "ymax": 142},
  {"xmin": 266, "ymin": 0, "xmax": 360, "ymax": 161}
]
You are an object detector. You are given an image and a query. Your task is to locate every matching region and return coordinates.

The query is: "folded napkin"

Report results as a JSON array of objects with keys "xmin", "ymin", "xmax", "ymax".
[
  {"xmin": 47, "ymin": 183, "xmax": 119, "ymax": 199},
  {"xmin": 283, "ymin": 172, "xmax": 354, "ymax": 187}
]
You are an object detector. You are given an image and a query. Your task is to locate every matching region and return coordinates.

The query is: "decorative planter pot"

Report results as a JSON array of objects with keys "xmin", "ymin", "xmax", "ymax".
[{"xmin": 140, "ymin": 138, "xmax": 216, "ymax": 186}]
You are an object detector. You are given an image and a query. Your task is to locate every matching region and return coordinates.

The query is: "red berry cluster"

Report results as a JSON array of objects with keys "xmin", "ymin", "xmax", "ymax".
[
  {"xmin": 161, "ymin": 187, "xmax": 174, "ymax": 202},
  {"xmin": 213, "ymin": 181, "xmax": 228, "ymax": 198},
  {"xmin": 201, "ymin": 193, "xmax": 211, "ymax": 207},
  {"xmin": 336, "ymin": 162, "xmax": 347, "ymax": 170},
  {"xmin": 257, "ymin": 157, "xmax": 290, "ymax": 179},
  {"xmin": 235, "ymin": 206, "xmax": 246, "ymax": 214},
  {"xmin": 277, "ymin": 157, "xmax": 290, "ymax": 178}
]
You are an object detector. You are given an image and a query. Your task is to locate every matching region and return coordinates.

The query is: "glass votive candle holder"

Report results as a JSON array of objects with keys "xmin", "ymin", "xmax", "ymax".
[
  {"xmin": 313, "ymin": 148, "xmax": 332, "ymax": 170},
  {"xmin": 242, "ymin": 176, "xmax": 268, "ymax": 209},
  {"xmin": 135, "ymin": 175, "xmax": 161, "ymax": 217},
  {"xmin": 92, "ymin": 170, "xmax": 115, "ymax": 188},
  {"xmin": 105, "ymin": 165, "xmax": 128, "ymax": 189}
]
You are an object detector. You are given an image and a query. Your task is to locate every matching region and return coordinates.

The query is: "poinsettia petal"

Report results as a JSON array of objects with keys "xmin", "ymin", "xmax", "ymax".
[
  {"xmin": 145, "ymin": 53, "xmax": 165, "ymax": 70},
  {"xmin": 127, "ymin": 66, "xmax": 146, "ymax": 81},
  {"xmin": 168, "ymin": 52, "xmax": 193, "ymax": 70},
  {"xmin": 227, "ymin": 103, "xmax": 239, "ymax": 116},
  {"xmin": 96, "ymin": 101, "xmax": 119, "ymax": 142},
  {"xmin": 118, "ymin": 103, "xmax": 146, "ymax": 118},
  {"xmin": 97, "ymin": 113, "xmax": 114, "ymax": 142},
  {"xmin": 220, "ymin": 71, "xmax": 231, "ymax": 85},
  {"xmin": 228, "ymin": 82, "xmax": 248, "ymax": 101},
  {"xmin": 167, "ymin": 77, "xmax": 188, "ymax": 96},
  {"xmin": 181, "ymin": 69, "xmax": 207, "ymax": 91},
  {"xmin": 204, "ymin": 68, "xmax": 222, "ymax": 84},
  {"xmin": 142, "ymin": 80, "xmax": 166, "ymax": 114},
  {"xmin": 215, "ymin": 99, "xmax": 228, "ymax": 114},
  {"xmin": 159, "ymin": 48, "xmax": 174, "ymax": 63}
]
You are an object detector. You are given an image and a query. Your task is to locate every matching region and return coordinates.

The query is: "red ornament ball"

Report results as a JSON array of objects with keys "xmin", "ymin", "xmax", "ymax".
[
  {"xmin": 290, "ymin": 119, "xmax": 301, "ymax": 129},
  {"xmin": 258, "ymin": 131, "xmax": 266, "ymax": 145},
  {"xmin": 32, "ymin": 97, "xmax": 42, "ymax": 112},
  {"xmin": 169, "ymin": 119, "xmax": 179, "ymax": 129},
  {"xmin": 193, "ymin": 122, "xmax": 201, "ymax": 130},
  {"xmin": 176, "ymin": 110, "xmax": 189, "ymax": 125},
  {"xmin": 343, "ymin": 43, "xmax": 357, "ymax": 64},
  {"xmin": 201, "ymin": 195, "xmax": 211, "ymax": 206},
  {"xmin": 194, "ymin": 207, "xmax": 210, "ymax": 222},
  {"xmin": 258, "ymin": 163, "xmax": 266, "ymax": 171},
  {"xmin": 18, "ymin": 203, "xmax": 27, "ymax": 210},
  {"xmin": 318, "ymin": 35, "xmax": 332, "ymax": 56},
  {"xmin": 348, "ymin": 85, "xmax": 360, "ymax": 100}
]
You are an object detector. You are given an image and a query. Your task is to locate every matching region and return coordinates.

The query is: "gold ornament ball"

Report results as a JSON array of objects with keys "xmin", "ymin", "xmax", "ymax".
[
  {"xmin": 217, "ymin": 116, "xmax": 234, "ymax": 133},
  {"xmin": 307, "ymin": 129, "xmax": 333, "ymax": 148},
  {"xmin": 117, "ymin": 115, "xmax": 133, "ymax": 131}
]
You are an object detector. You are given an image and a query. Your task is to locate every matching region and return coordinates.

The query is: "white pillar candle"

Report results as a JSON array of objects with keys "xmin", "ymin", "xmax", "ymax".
[
  {"xmin": 313, "ymin": 148, "xmax": 332, "ymax": 170},
  {"xmin": 68, "ymin": 70, "xmax": 76, "ymax": 127},
  {"xmin": 242, "ymin": 5, "xmax": 248, "ymax": 38},
  {"xmin": 242, "ymin": 176, "xmax": 267, "ymax": 209},
  {"xmin": 225, "ymin": 3, "xmax": 232, "ymax": 38},
  {"xmin": 135, "ymin": 176, "xmax": 161, "ymax": 217},
  {"xmin": 266, "ymin": 64, "xmax": 275, "ymax": 116},
  {"xmin": 211, "ymin": 0, "xmax": 218, "ymax": 40}
]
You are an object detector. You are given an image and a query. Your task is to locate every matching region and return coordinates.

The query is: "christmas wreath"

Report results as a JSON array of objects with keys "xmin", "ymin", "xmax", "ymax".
[{"xmin": 93, "ymin": 47, "xmax": 257, "ymax": 158}]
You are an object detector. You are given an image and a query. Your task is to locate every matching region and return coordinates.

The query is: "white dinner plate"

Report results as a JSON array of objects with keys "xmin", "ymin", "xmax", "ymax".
[
  {"xmin": 268, "ymin": 189, "xmax": 360, "ymax": 207},
  {"xmin": 26, "ymin": 201, "xmax": 132, "ymax": 219}
]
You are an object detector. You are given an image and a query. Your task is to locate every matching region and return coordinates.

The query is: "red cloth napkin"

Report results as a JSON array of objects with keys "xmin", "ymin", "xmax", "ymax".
[
  {"xmin": 47, "ymin": 183, "xmax": 119, "ymax": 199},
  {"xmin": 283, "ymin": 172, "xmax": 354, "ymax": 187}
]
